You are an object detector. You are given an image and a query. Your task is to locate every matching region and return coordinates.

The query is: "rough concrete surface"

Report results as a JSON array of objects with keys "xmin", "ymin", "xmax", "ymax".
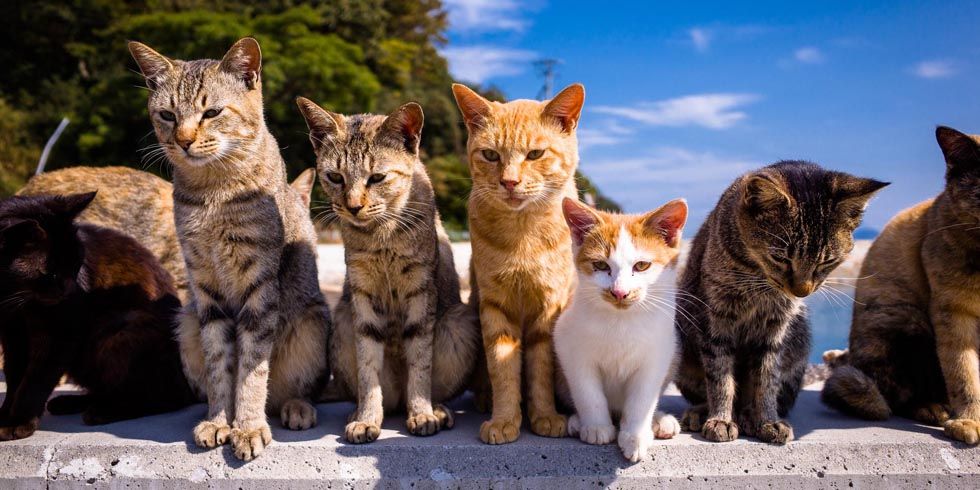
[{"xmin": 1, "ymin": 383, "xmax": 978, "ymax": 489}]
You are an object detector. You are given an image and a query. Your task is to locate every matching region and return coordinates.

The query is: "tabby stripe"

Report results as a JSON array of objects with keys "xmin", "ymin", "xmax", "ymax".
[
  {"xmin": 240, "ymin": 270, "xmax": 277, "ymax": 303},
  {"xmin": 197, "ymin": 283, "xmax": 226, "ymax": 305},
  {"xmin": 402, "ymin": 321, "xmax": 429, "ymax": 338},
  {"xmin": 481, "ymin": 298, "xmax": 520, "ymax": 325},
  {"xmin": 524, "ymin": 330, "xmax": 552, "ymax": 347},
  {"xmin": 200, "ymin": 305, "xmax": 230, "ymax": 326},
  {"xmin": 238, "ymin": 308, "xmax": 276, "ymax": 333},
  {"xmin": 358, "ymin": 323, "xmax": 387, "ymax": 342},
  {"xmin": 174, "ymin": 191, "xmax": 205, "ymax": 206},
  {"xmin": 226, "ymin": 189, "xmax": 265, "ymax": 205}
]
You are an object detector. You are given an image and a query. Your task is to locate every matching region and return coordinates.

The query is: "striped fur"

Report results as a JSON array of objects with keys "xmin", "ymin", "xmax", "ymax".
[
  {"xmin": 130, "ymin": 38, "xmax": 330, "ymax": 461},
  {"xmin": 297, "ymin": 98, "xmax": 479, "ymax": 443}
]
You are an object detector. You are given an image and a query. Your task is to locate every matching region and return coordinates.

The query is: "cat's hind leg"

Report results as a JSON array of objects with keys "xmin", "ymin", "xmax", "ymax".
[{"xmin": 268, "ymin": 302, "xmax": 330, "ymax": 431}]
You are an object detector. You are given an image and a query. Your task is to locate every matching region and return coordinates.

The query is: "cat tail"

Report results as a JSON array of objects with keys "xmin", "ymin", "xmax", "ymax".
[{"xmin": 821, "ymin": 364, "xmax": 891, "ymax": 420}]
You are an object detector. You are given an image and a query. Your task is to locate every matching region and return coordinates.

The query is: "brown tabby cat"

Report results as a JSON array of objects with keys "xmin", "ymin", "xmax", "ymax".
[
  {"xmin": 822, "ymin": 126, "xmax": 980, "ymax": 444},
  {"xmin": 296, "ymin": 97, "xmax": 480, "ymax": 443},
  {"xmin": 452, "ymin": 83, "xmax": 585, "ymax": 444},
  {"xmin": 129, "ymin": 38, "xmax": 330, "ymax": 461}
]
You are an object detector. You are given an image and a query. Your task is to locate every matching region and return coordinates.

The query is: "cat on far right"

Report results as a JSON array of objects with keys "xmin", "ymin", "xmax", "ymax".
[{"xmin": 822, "ymin": 126, "xmax": 980, "ymax": 444}]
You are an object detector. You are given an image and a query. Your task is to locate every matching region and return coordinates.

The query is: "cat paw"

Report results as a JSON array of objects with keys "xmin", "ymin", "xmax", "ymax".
[
  {"xmin": 912, "ymin": 404, "xmax": 951, "ymax": 427},
  {"xmin": 945, "ymin": 418, "xmax": 980, "ymax": 444},
  {"xmin": 579, "ymin": 424, "xmax": 617, "ymax": 445},
  {"xmin": 757, "ymin": 420, "xmax": 794, "ymax": 445},
  {"xmin": 567, "ymin": 414, "xmax": 581, "ymax": 437},
  {"xmin": 530, "ymin": 413, "xmax": 567, "ymax": 438},
  {"xmin": 479, "ymin": 416, "xmax": 521, "ymax": 444},
  {"xmin": 618, "ymin": 430, "xmax": 652, "ymax": 463},
  {"xmin": 702, "ymin": 418, "xmax": 739, "ymax": 442},
  {"xmin": 407, "ymin": 412, "xmax": 441, "ymax": 436},
  {"xmin": 680, "ymin": 404, "xmax": 708, "ymax": 432},
  {"xmin": 0, "ymin": 418, "xmax": 40, "ymax": 441},
  {"xmin": 653, "ymin": 413, "xmax": 681, "ymax": 439},
  {"xmin": 193, "ymin": 420, "xmax": 231, "ymax": 448},
  {"xmin": 345, "ymin": 421, "xmax": 381, "ymax": 444},
  {"xmin": 230, "ymin": 425, "xmax": 273, "ymax": 461},
  {"xmin": 433, "ymin": 404, "xmax": 455, "ymax": 430},
  {"xmin": 280, "ymin": 399, "xmax": 317, "ymax": 430}
]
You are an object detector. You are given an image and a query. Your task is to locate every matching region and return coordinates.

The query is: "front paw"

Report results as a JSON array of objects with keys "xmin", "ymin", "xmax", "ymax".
[
  {"xmin": 530, "ymin": 412, "xmax": 567, "ymax": 438},
  {"xmin": 280, "ymin": 399, "xmax": 317, "ymax": 430},
  {"xmin": 345, "ymin": 421, "xmax": 381, "ymax": 444},
  {"xmin": 757, "ymin": 420, "xmax": 794, "ymax": 444},
  {"xmin": 945, "ymin": 418, "xmax": 980, "ymax": 444},
  {"xmin": 433, "ymin": 404, "xmax": 455, "ymax": 430},
  {"xmin": 193, "ymin": 420, "xmax": 231, "ymax": 448},
  {"xmin": 653, "ymin": 413, "xmax": 681, "ymax": 439},
  {"xmin": 618, "ymin": 430, "xmax": 652, "ymax": 463},
  {"xmin": 479, "ymin": 416, "xmax": 521, "ymax": 444},
  {"xmin": 230, "ymin": 425, "xmax": 273, "ymax": 461},
  {"xmin": 407, "ymin": 412, "xmax": 441, "ymax": 437},
  {"xmin": 579, "ymin": 423, "xmax": 617, "ymax": 445},
  {"xmin": 702, "ymin": 418, "xmax": 739, "ymax": 442},
  {"xmin": 0, "ymin": 418, "xmax": 40, "ymax": 441}
]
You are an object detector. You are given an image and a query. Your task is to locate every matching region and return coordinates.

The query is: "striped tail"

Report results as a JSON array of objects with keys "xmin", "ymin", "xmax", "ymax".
[{"xmin": 821, "ymin": 364, "xmax": 891, "ymax": 420}]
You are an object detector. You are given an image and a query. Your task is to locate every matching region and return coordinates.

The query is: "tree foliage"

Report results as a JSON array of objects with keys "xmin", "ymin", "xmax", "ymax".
[{"xmin": 0, "ymin": 0, "xmax": 618, "ymax": 230}]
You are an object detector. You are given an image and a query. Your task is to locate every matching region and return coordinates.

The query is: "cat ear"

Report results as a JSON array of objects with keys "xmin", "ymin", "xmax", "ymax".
[
  {"xmin": 452, "ymin": 84, "xmax": 493, "ymax": 131},
  {"xmin": 742, "ymin": 174, "xmax": 792, "ymax": 214},
  {"xmin": 128, "ymin": 41, "xmax": 174, "ymax": 90},
  {"xmin": 641, "ymin": 199, "xmax": 688, "ymax": 248},
  {"xmin": 290, "ymin": 168, "xmax": 316, "ymax": 208},
  {"xmin": 220, "ymin": 37, "xmax": 262, "ymax": 90},
  {"xmin": 59, "ymin": 192, "xmax": 97, "ymax": 219},
  {"xmin": 936, "ymin": 126, "xmax": 980, "ymax": 176},
  {"xmin": 542, "ymin": 83, "xmax": 585, "ymax": 133},
  {"xmin": 562, "ymin": 197, "xmax": 601, "ymax": 246},
  {"xmin": 296, "ymin": 97, "xmax": 345, "ymax": 153},
  {"xmin": 836, "ymin": 176, "xmax": 889, "ymax": 217},
  {"xmin": 0, "ymin": 219, "xmax": 45, "ymax": 252},
  {"xmin": 381, "ymin": 102, "xmax": 424, "ymax": 154}
]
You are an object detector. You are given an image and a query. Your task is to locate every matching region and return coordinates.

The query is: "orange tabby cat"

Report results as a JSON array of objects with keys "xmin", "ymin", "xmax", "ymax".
[{"xmin": 452, "ymin": 83, "xmax": 585, "ymax": 444}]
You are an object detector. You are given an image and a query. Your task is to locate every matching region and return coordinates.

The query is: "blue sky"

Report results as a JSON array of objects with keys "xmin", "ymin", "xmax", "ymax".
[{"xmin": 440, "ymin": 0, "xmax": 980, "ymax": 232}]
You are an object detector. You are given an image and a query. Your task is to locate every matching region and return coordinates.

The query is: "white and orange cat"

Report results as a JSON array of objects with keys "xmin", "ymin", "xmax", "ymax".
[{"xmin": 555, "ymin": 197, "xmax": 688, "ymax": 462}]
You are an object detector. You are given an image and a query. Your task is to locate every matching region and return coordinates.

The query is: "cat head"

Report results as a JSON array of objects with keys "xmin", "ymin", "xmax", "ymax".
[
  {"xmin": 562, "ymin": 197, "xmax": 687, "ymax": 311},
  {"xmin": 0, "ymin": 193, "xmax": 95, "ymax": 306},
  {"xmin": 936, "ymin": 126, "xmax": 980, "ymax": 218},
  {"xmin": 296, "ymin": 97, "xmax": 423, "ymax": 228},
  {"xmin": 128, "ymin": 38, "xmax": 265, "ymax": 170},
  {"xmin": 736, "ymin": 161, "xmax": 888, "ymax": 298},
  {"xmin": 452, "ymin": 83, "xmax": 584, "ymax": 211}
]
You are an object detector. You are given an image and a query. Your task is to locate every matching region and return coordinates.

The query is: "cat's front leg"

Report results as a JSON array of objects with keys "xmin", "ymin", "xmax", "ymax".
[
  {"xmin": 618, "ymin": 364, "xmax": 670, "ymax": 462},
  {"xmin": 346, "ymin": 290, "xmax": 386, "ymax": 444},
  {"xmin": 932, "ymin": 301, "xmax": 980, "ymax": 444},
  {"xmin": 479, "ymin": 299, "xmax": 523, "ymax": 445},
  {"xmin": 562, "ymin": 360, "xmax": 615, "ymax": 445},
  {"xmin": 191, "ymin": 294, "xmax": 235, "ymax": 449},
  {"xmin": 701, "ymin": 329, "xmax": 739, "ymax": 443},
  {"xmin": 0, "ymin": 327, "xmax": 70, "ymax": 440},
  {"xmin": 404, "ymin": 294, "xmax": 442, "ymax": 436},
  {"xmin": 525, "ymin": 302, "xmax": 567, "ymax": 439},
  {"xmin": 745, "ymin": 341, "xmax": 794, "ymax": 445}
]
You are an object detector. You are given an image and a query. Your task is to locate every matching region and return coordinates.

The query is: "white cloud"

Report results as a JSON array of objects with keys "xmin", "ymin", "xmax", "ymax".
[
  {"xmin": 592, "ymin": 94, "xmax": 760, "ymax": 130},
  {"xmin": 689, "ymin": 28, "xmax": 711, "ymax": 52},
  {"xmin": 913, "ymin": 60, "xmax": 956, "ymax": 79},
  {"xmin": 794, "ymin": 47, "xmax": 824, "ymax": 64},
  {"xmin": 583, "ymin": 147, "xmax": 755, "ymax": 185},
  {"xmin": 577, "ymin": 120, "xmax": 635, "ymax": 150},
  {"xmin": 441, "ymin": 46, "xmax": 537, "ymax": 83},
  {"xmin": 444, "ymin": 0, "xmax": 529, "ymax": 33}
]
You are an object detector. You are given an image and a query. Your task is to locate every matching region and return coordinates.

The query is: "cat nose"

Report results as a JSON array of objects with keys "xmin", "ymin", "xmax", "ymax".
[
  {"xmin": 346, "ymin": 205, "xmax": 363, "ymax": 216},
  {"xmin": 610, "ymin": 288, "xmax": 629, "ymax": 301},
  {"xmin": 789, "ymin": 280, "xmax": 815, "ymax": 298},
  {"xmin": 500, "ymin": 179, "xmax": 521, "ymax": 192},
  {"xmin": 175, "ymin": 138, "xmax": 193, "ymax": 151}
]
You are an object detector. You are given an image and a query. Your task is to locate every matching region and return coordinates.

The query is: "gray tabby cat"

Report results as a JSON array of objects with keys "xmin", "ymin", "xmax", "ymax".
[
  {"xmin": 296, "ymin": 97, "xmax": 480, "ymax": 443},
  {"xmin": 674, "ymin": 161, "xmax": 886, "ymax": 445},
  {"xmin": 129, "ymin": 38, "xmax": 330, "ymax": 461}
]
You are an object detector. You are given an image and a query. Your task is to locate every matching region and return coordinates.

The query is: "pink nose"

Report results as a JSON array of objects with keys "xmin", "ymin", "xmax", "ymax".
[
  {"xmin": 611, "ymin": 289, "xmax": 629, "ymax": 301},
  {"xmin": 500, "ymin": 179, "xmax": 520, "ymax": 192}
]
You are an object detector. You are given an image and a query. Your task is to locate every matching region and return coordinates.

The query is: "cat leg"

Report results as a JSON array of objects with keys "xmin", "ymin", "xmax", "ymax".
[
  {"xmin": 562, "ymin": 359, "xmax": 614, "ymax": 445},
  {"xmin": 478, "ymin": 301, "xmax": 523, "ymax": 444},
  {"xmin": 47, "ymin": 394, "xmax": 90, "ymax": 415},
  {"xmin": 191, "ymin": 299, "xmax": 235, "ymax": 449},
  {"xmin": 700, "ymin": 331, "xmax": 739, "ymax": 442},
  {"xmin": 746, "ymin": 343, "xmax": 794, "ymax": 445},
  {"xmin": 932, "ymin": 302, "xmax": 980, "ymax": 444},
  {"xmin": 343, "ymin": 289, "xmax": 387, "ymax": 444},
  {"xmin": 525, "ymin": 302, "xmax": 567, "ymax": 439},
  {"xmin": 0, "ymin": 338, "xmax": 68, "ymax": 440},
  {"xmin": 229, "ymin": 287, "xmax": 279, "ymax": 461},
  {"xmin": 430, "ymin": 302, "xmax": 481, "ymax": 430},
  {"xmin": 619, "ymin": 362, "xmax": 671, "ymax": 462}
]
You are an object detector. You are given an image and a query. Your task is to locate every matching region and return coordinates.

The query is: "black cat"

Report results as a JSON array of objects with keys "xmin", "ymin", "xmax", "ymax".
[{"xmin": 0, "ymin": 192, "xmax": 196, "ymax": 439}]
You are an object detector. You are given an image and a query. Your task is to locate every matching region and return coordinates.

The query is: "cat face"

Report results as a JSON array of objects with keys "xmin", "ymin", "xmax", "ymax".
[
  {"xmin": 453, "ymin": 84, "xmax": 584, "ymax": 211},
  {"xmin": 737, "ymin": 162, "xmax": 888, "ymax": 298},
  {"xmin": 936, "ymin": 126, "xmax": 980, "ymax": 218},
  {"xmin": 0, "ymin": 193, "xmax": 94, "ymax": 306},
  {"xmin": 563, "ymin": 198, "xmax": 687, "ymax": 310},
  {"xmin": 128, "ymin": 38, "xmax": 264, "ymax": 169},
  {"xmin": 297, "ymin": 98, "xmax": 423, "ymax": 227}
]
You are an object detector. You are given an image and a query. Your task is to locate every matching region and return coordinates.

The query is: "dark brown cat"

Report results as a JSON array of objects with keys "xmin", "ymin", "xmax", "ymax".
[{"xmin": 0, "ymin": 192, "xmax": 195, "ymax": 440}]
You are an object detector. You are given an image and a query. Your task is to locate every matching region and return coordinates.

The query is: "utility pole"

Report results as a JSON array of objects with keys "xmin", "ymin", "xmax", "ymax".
[{"xmin": 534, "ymin": 59, "xmax": 561, "ymax": 100}]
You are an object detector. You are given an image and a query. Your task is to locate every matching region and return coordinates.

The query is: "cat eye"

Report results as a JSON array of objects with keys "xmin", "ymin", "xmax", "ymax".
[
  {"xmin": 526, "ymin": 149, "xmax": 545, "ymax": 160},
  {"xmin": 326, "ymin": 172, "xmax": 344, "ymax": 184},
  {"xmin": 633, "ymin": 261, "xmax": 651, "ymax": 272},
  {"xmin": 481, "ymin": 149, "xmax": 500, "ymax": 162},
  {"xmin": 592, "ymin": 261, "xmax": 610, "ymax": 272},
  {"xmin": 367, "ymin": 173, "xmax": 386, "ymax": 185},
  {"xmin": 202, "ymin": 108, "xmax": 222, "ymax": 119},
  {"xmin": 769, "ymin": 253, "xmax": 790, "ymax": 264},
  {"xmin": 159, "ymin": 110, "xmax": 176, "ymax": 122}
]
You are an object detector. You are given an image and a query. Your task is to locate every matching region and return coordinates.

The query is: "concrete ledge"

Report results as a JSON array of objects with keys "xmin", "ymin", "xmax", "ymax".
[{"xmin": 2, "ymin": 385, "xmax": 979, "ymax": 488}]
